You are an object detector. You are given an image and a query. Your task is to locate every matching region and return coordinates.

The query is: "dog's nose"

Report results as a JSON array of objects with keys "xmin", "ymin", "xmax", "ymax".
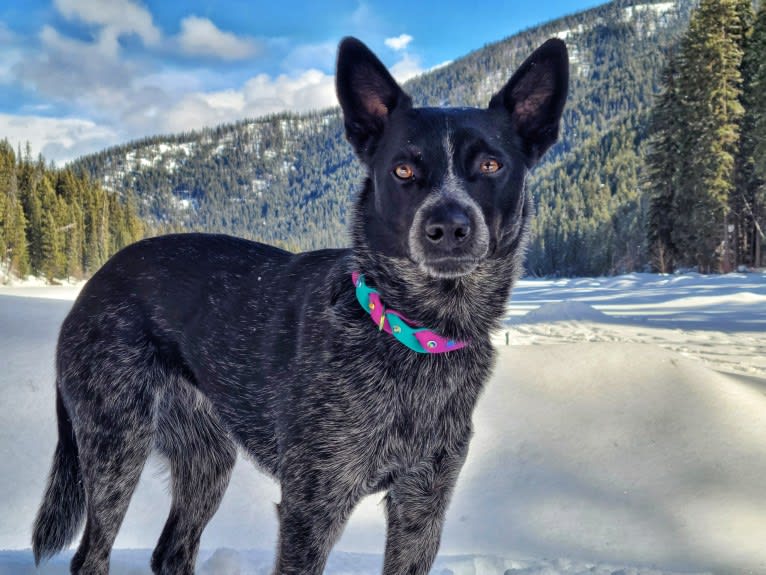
[{"xmin": 424, "ymin": 204, "xmax": 472, "ymax": 246}]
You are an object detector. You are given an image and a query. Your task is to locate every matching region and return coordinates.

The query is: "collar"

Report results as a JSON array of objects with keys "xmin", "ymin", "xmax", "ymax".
[{"xmin": 352, "ymin": 272, "xmax": 468, "ymax": 354}]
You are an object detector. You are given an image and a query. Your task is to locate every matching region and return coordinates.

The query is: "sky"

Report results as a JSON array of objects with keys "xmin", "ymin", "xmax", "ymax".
[{"xmin": 0, "ymin": 0, "xmax": 604, "ymax": 165}]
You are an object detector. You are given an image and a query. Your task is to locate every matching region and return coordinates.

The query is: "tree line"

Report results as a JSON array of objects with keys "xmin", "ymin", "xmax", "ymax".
[
  {"xmin": 0, "ymin": 140, "xmax": 144, "ymax": 281},
  {"xmin": 646, "ymin": 0, "xmax": 766, "ymax": 272}
]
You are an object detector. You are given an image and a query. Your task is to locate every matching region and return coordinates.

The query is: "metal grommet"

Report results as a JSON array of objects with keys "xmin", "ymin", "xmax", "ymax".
[
  {"xmin": 393, "ymin": 325, "xmax": 402, "ymax": 334},
  {"xmin": 368, "ymin": 302, "xmax": 375, "ymax": 310},
  {"xmin": 427, "ymin": 340, "xmax": 437, "ymax": 349}
]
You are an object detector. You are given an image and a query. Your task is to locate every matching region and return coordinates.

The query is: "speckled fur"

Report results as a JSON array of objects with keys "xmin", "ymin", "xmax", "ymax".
[{"xmin": 32, "ymin": 37, "xmax": 568, "ymax": 575}]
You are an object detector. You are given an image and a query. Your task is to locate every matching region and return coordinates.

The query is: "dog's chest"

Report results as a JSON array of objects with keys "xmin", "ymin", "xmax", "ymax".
[{"xmin": 350, "ymin": 351, "xmax": 489, "ymax": 485}]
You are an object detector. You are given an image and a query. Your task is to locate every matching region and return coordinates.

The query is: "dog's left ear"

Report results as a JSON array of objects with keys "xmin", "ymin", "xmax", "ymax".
[
  {"xmin": 336, "ymin": 37, "xmax": 412, "ymax": 160},
  {"xmin": 490, "ymin": 38, "xmax": 569, "ymax": 166}
]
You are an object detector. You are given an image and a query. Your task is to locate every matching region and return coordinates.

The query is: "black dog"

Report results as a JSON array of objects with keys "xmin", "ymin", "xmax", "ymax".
[{"xmin": 32, "ymin": 37, "xmax": 568, "ymax": 574}]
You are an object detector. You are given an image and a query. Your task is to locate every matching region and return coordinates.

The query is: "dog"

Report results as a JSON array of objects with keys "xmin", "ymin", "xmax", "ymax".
[{"xmin": 32, "ymin": 36, "xmax": 568, "ymax": 574}]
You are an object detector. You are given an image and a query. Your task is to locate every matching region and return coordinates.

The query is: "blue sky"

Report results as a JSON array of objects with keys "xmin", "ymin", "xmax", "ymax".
[{"xmin": 0, "ymin": 0, "xmax": 603, "ymax": 164}]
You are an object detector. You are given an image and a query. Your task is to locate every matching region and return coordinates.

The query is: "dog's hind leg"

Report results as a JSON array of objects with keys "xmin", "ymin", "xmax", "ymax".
[
  {"xmin": 151, "ymin": 380, "xmax": 236, "ymax": 575},
  {"xmin": 65, "ymin": 367, "xmax": 160, "ymax": 575}
]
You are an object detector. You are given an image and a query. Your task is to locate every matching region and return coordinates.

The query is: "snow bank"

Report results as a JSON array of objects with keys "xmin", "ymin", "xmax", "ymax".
[
  {"xmin": 508, "ymin": 272, "xmax": 766, "ymax": 330},
  {"xmin": 444, "ymin": 342, "xmax": 766, "ymax": 573},
  {"xmin": 2, "ymin": 272, "xmax": 766, "ymax": 573},
  {"xmin": 0, "ymin": 272, "xmax": 83, "ymax": 300}
]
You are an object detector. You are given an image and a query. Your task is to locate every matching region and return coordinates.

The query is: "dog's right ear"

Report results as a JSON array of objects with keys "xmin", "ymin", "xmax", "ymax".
[{"xmin": 336, "ymin": 37, "xmax": 412, "ymax": 160}]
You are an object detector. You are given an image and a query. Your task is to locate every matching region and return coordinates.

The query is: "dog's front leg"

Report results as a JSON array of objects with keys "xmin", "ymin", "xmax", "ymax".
[
  {"xmin": 382, "ymin": 445, "xmax": 468, "ymax": 575},
  {"xmin": 273, "ymin": 468, "xmax": 361, "ymax": 575}
]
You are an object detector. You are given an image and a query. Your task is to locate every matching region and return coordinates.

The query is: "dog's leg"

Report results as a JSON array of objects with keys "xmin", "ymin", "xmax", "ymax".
[
  {"xmin": 381, "ymin": 446, "xmax": 468, "ymax": 575},
  {"xmin": 151, "ymin": 381, "xmax": 237, "ymax": 575},
  {"xmin": 272, "ymin": 467, "xmax": 362, "ymax": 575},
  {"xmin": 67, "ymin": 377, "xmax": 157, "ymax": 575}
]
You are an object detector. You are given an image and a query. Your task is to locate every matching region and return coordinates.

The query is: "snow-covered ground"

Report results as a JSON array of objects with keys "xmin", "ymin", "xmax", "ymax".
[
  {"xmin": 1, "ymin": 272, "xmax": 765, "ymax": 574},
  {"xmin": 500, "ymin": 272, "xmax": 766, "ymax": 378}
]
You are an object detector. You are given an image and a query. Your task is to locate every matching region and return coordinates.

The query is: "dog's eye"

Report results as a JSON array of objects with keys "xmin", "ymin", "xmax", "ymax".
[
  {"xmin": 393, "ymin": 164, "xmax": 414, "ymax": 180},
  {"xmin": 479, "ymin": 159, "xmax": 502, "ymax": 174}
]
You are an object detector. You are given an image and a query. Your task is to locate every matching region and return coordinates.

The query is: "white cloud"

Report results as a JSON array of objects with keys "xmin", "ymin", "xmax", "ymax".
[
  {"xmin": 177, "ymin": 16, "xmax": 260, "ymax": 60},
  {"xmin": 16, "ymin": 25, "xmax": 139, "ymax": 107},
  {"xmin": 39, "ymin": 24, "xmax": 120, "ymax": 61},
  {"xmin": 281, "ymin": 40, "xmax": 337, "ymax": 73},
  {"xmin": 384, "ymin": 33, "xmax": 413, "ymax": 51},
  {"xmin": 160, "ymin": 69, "xmax": 337, "ymax": 134},
  {"xmin": 53, "ymin": 0, "xmax": 161, "ymax": 46},
  {"xmin": 6, "ymin": 5, "xmax": 430, "ymax": 165},
  {"xmin": 389, "ymin": 52, "xmax": 424, "ymax": 82},
  {"xmin": 243, "ymin": 69, "xmax": 337, "ymax": 114},
  {"xmin": 0, "ymin": 113, "xmax": 119, "ymax": 165}
]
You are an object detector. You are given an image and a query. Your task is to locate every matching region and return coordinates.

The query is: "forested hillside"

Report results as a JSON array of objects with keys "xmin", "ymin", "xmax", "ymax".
[
  {"xmin": 0, "ymin": 141, "xmax": 143, "ymax": 281},
  {"xmin": 70, "ymin": 0, "xmax": 697, "ymax": 276}
]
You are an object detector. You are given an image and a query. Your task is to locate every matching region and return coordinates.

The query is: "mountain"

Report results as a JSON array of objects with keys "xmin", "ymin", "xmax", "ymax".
[{"xmin": 71, "ymin": 0, "xmax": 695, "ymax": 275}]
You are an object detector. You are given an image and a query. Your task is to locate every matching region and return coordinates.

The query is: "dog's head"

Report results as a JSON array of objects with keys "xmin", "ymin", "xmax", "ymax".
[{"xmin": 337, "ymin": 37, "xmax": 568, "ymax": 281}]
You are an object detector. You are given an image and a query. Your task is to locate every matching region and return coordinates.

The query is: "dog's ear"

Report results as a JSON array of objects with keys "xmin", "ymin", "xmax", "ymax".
[
  {"xmin": 336, "ymin": 37, "xmax": 412, "ymax": 160},
  {"xmin": 489, "ymin": 38, "xmax": 569, "ymax": 166}
]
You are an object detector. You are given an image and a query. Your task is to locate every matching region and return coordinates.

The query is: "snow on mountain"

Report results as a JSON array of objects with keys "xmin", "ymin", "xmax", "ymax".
[{"xmin": 623, "ymin": 2, "xmax": 676, "ymax": 20}]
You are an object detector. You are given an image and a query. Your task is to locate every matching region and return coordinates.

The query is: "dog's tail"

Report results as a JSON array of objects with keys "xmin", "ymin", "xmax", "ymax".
[{"xmin": 32, "ymin": 384, "xmax": 86, "ymax": 565}]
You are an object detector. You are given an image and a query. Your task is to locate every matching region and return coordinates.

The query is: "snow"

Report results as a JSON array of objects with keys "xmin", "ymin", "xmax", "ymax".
[
  {"xmin": 502, "ymin": 272, "xmax": 766, "ymax": 377},
  {"xmin": 0, "ymin": 263, "xmax": 85, "ymax": 298},
  {"xmin": 2, "ymin": 271, "xmax": 765, "ymax": 574},
  {"xmin": 622, "ymin": 2, "xmax": 676, "ymax": 35},
  {"xmin": 553, "ymin": 25, "xmax": 585, "ymax": 41},
  {"xmin": 623, "ymin": 2, "xmax": 675, "ymax": 21},
  {"xmin": 170, "ymin": 196, "xmax": 194, "ymax": 211},
  {"xmin": 178, "ymin": 142, "xmax": 195, "ymax": 155}
]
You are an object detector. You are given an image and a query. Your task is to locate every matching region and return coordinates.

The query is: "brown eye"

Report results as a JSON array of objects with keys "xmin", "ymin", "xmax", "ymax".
[
  {"xmin": 393, "ymin": 164, "xmax": 414, "ymax": 180},
  {"xmin": 479, "ymin": 159, "xmax": 502, "ymax": 174}
]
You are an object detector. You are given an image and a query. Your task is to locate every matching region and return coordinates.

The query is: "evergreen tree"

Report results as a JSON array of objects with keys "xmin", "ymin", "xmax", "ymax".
[
  {"xmin": 646, "ymin": 51, "xmax": 682, "ymax": 272},
  {"xmin": 24, "ymin": 176, "xmax": 45, "ymax": 274},
  {"xmin": 0, "ymin": 140, "xmax": 30, "ymax": 277},
  {"xmin": 37, "ymin": 174, "xmax": 65, "ymax": 278},
  {"xmin": 736, "ymin": 2, "xmax": 766, "ymax": 266},
  {"xmin": 8, "ymin": 200, "xmax": 30, "ymax": 276},
  {"xmin": 0, "ymin": 141, "xmax": 11, "ymax": 269},
  {"xmin": 672, "ymin": 0, "xmax": 750, "ymax": 272},
  {"xmin": 0, "ymin": 141, "xmax": 145, "ymax": 281}
]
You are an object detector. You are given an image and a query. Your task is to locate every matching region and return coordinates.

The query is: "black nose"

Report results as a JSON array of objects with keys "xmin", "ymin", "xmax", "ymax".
[{"xmin": 424, "ymin": 204, "xmax": 472, "ymax": 246}]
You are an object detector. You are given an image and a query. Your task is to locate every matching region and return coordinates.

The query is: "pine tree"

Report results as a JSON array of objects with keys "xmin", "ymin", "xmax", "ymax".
[
  {"xmin": 0, "ymin": 141, "xmax": 11, "ymax": 270},
  {"xmin": 23, "ymin": 177, "xmax": 44, "ymax": 275},
  {"xmin": 9, "ymin": 200, "xmax": 30, "ymax": 276},
  {"xmin": 672, "ymin": 0, "xmax": 750, "ymax": 272},
  {"xmin": 0, "ymin": 142, "xmax": 29, "ymax": 277},
  {"xmin": 737, "ymin": 2, "xmax": 766, "ymax": 267},
  {"xmin": 37, "ymin": 174, "xmax": 65, "ymax": 279},
  {"xmin": 123, "ymin": 190, "xmax": 145, "ymax": 244},
  {"xmin": 646, "ymin": 51, "xmax": 682, "ymax": 272}
]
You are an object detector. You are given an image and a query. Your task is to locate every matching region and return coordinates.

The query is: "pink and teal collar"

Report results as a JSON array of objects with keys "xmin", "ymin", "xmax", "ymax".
[{"xmin": 352, "ymin": 272, "xmax": 468, "ymax": 354}]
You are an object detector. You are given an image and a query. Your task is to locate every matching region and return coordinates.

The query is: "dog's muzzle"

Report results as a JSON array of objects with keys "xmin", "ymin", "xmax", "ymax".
[{"xmin": 409, "ymin": 196, "xmax": 490, "ymax": 278}]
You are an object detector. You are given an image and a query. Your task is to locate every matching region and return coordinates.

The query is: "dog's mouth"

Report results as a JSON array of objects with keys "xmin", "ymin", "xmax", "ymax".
[{"xmin": 416, "ymin": 256, "xmax": 483, "ymax": 279}]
